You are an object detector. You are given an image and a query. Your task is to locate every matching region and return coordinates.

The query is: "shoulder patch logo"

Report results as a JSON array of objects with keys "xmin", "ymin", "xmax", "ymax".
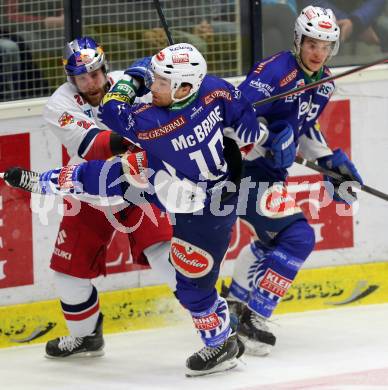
[
  {"xmin": 203, "ymin": 89, "xmax": 232, "ymax": 105},
  {"xmin": 280, "ymin": 69, "xmax": 298, "ymax": 87},
  {"xmin": 58, "ymin": 112, "xmax": 75, "ymax": 127}
]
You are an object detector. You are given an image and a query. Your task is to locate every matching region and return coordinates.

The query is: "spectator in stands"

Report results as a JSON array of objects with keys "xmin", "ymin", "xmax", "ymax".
[
  {"xmin": 262, "ymin": 0, "xmax": 298, "ymax": 56},
  {"xmin": 0, "ymin": 27, "xmax": 49, "ymax": 101},
  {"xmin": 142, "ymin": 0, "xmax": 237, "ymax": 54},
  {"xmin": 301, "ymin": 0, "xmax": 386, "ymax": 48},
  {"xmin": 0, "ymin": 29, "xmax": 21, "ymax": 101},
  {"xmin": 375, "ymin": 1, "xmax": 388, "ymax": 52}
]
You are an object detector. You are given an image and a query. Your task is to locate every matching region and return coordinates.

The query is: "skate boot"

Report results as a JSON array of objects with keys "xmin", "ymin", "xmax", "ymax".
[
  {"xmin": 238, "ymin": 306, "xmax": 276, "ymax": 356},
  {"xmin": 45, "ymin": 313, "xmax": 104, "ymax": 358},
  {"xmin": 186, "ymin": 332, "xmax": 243, "ymax": 377},
  {"xmin": 2, "ymin": 167, "xmax": 44, "ymax": 193}
]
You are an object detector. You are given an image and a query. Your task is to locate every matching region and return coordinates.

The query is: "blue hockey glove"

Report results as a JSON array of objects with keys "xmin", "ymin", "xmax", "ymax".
[
  {"xmin": 267, "ymin": 120, "xmax": 296, "ymax": 169},
  {"xmin": 317, "ymin": 148, "xmax": 363, "ymax": 204},
  {"xmin": 124, "ymin": 56, "xmax": 152, "ymax": 97}
]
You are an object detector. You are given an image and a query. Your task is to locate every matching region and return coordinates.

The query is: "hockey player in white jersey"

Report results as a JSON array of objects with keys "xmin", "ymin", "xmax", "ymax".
[{"xmin": 42, "ymin": 37, "xmax": 176, "ymax": 358}]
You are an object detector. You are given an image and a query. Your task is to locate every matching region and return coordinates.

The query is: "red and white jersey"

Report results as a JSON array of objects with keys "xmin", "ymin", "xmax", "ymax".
[{"xmin": 44, "ymin": 71, "xmax": 124, "ymax": 165}]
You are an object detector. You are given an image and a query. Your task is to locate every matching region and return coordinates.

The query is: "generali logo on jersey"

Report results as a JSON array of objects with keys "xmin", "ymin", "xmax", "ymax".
[
  {"xmin": 170, "ymin": 238, "xmax": 214, "ymax": 278},
  {"xmin": 137, "ymin": 115, "xmax": 186, "ymax": 140}
]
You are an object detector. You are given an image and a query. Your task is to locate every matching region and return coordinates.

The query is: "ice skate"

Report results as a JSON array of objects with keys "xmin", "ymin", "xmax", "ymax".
[
  {"xmin": 45, "ymin": 313, "xmax": 104, "ymax": 358},
  {"xmin": 238, "ymin": 306, "xmax": 276, "ymax": 356},
  {"xmin": 185, "ymin": 332, "xmax": 244, "ymax": 377}
]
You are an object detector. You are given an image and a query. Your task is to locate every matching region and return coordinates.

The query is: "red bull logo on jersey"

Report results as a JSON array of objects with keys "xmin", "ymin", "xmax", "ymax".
[
  {"xmin": 259, "ymin": 269, "xmax": 292, "ymax": 297},
  {"xmin": 170, "ymin": 238, "xmax": 214, "ymax": 278},
  {"xmin": 58, "ymin": 112, "xmax": 75, "ymax": 127}
]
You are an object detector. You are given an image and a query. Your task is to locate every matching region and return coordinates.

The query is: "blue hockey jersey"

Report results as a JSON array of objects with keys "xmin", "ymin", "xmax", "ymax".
[
  {"xmin": 239, "ymin": 50, "xmax": 334, "ymax": 181},
  {"xmin": 95, "ymin": 74, "xmax": 262, "ymax": 212}
]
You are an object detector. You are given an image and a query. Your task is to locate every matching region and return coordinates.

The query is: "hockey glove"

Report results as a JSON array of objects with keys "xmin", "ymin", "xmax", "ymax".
[
  {"xmin": 266, "ymin": 120, "xmax": 296, "ymax": 169},
  {"xmin": 101, "ymin": 75, "xmax": 139, "ymax": 106},
  {"xmin": 124, "ymin": 56, "xmax": 152, "ymax": 97},
  {"xmin": 317, "ymin": 148, "xmax": 363, "ymax": 204}
]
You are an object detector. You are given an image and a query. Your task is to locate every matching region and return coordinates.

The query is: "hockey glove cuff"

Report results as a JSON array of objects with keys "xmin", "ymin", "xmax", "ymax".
[
  {"xmin": 317, "ymin": 148, "xmax": 363, "ymax": 204},
  {"xmin": 124, "ymin": 56, "xmax": 152, "ymax": 96},
  {"xmin": 102, "ymin": 75, "xmax": 139, "ymax": 106}
]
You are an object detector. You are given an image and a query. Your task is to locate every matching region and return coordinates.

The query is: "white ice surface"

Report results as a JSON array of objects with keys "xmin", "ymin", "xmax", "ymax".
[{"xmin": 1, "ymin": 304, "xmax": 388, "ymax": 390}]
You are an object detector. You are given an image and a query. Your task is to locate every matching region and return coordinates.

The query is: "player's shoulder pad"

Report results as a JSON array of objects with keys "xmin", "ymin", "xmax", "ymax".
[
  {"xmin": 107, "ymin": 70, "xmax": 125, "ymax": 86},
  {"xmin": 322, "ymin": 65, "xmax": 335, "ymax": 85},
  {"xmin": 251, "ymin": 51, "xmax": 290, "ymax": 78},
  {"xmin": 198, "ymin": 74, "xmax": 240, "ymax": 104},
  {"xmin": 45, "ymin": 82, "xmax": 80, "ymax": 110}
]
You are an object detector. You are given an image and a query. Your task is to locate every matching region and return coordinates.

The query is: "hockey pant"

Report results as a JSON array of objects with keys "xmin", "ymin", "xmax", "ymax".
[
  {"xmin": 51, "ymin": 199, "xmax": 174, "ymax": 337},
  {"xmin": 170, "ymin": 194, "xmax": 238, "ymax": 347},
  {"xmin": 229, "ymin": 180, "xmax": 315, "ymax": 318}
]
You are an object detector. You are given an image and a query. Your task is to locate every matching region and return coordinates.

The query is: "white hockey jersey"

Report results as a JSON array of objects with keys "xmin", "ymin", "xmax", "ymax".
[{"xmin": 44, "ymin": 71, "xmax": 126, "ymax": 206}]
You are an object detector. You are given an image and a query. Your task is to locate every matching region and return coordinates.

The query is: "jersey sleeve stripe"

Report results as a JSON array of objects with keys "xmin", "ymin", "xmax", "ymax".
[{"xmin": 77, "ymin": 128, "xmax": 102, "ymax": 158}]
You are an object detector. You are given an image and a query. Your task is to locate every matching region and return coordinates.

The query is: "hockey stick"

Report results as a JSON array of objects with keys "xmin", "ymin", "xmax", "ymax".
[
  {"xmin": 254, "ymin": 56, "xmax": 388, "ymax": 107},
  {"xmin": 295, "ymin": 156, "xmax": 388, "ymax": 202},
  {"xmin": 153, "ymin": 0, "xmax": 174, "ymax": 45}
]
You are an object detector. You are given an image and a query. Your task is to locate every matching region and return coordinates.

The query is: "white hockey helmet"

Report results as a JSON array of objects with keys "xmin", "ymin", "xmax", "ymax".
[
  {"xmin": 294, "ymin": 5, "xmax": 340, "ymax": 57},
  {"xmin": 149, "ymin": 43, "xmax": 207, "ymax": 102}
]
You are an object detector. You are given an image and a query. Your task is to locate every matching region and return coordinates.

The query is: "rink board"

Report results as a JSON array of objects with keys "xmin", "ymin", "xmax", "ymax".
[{"xmin": 0, "ymin": 261, "xmax": 387, "ymax": 349}]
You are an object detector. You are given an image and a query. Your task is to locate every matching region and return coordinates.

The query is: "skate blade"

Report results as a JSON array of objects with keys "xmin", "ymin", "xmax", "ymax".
[
  {"xmin": 185, "ymin": 359, "xmax": 237, "ymax": 377},
  {"xmin": 239, "ymin": 336, "xmax": 272, "ymax": 357},
  {"xmin": 45, "ymin": 349, "xmax": 105, "ymax": 359}
]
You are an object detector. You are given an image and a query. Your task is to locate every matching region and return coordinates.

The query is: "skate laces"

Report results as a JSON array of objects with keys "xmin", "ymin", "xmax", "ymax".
[
  {"xmin": 197, "ymin": 344, "xmax": 224, "ymax": 361},
  {"xmin": 19, "ymin": 170, "xmax": 43, "ymax": 194},
  {"xmin": 58, "ymin": 336, "xmax": 84, "ymax": 352},
  {"xmin": 250, "ymin": 312, "xmax": 270, "ymax": 332}
]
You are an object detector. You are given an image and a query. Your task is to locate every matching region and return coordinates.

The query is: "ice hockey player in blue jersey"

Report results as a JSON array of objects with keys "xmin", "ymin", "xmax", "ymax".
[
  {"xmin": 2, "ymin": 43, "xmax": 270, "ymax": 376},
  {"xmin": 223, "ymin": 5, "xmax": 364, "ymax": 356}
]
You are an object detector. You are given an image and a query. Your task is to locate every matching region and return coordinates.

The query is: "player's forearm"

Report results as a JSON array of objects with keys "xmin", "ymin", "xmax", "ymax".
[
  {"xmin": 35, "ymin": 159, "xmax": 126, "ymax": 198},
  {"xmin": 99, "ymin": 100, "xmax": 133, "ymax": 141}
]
